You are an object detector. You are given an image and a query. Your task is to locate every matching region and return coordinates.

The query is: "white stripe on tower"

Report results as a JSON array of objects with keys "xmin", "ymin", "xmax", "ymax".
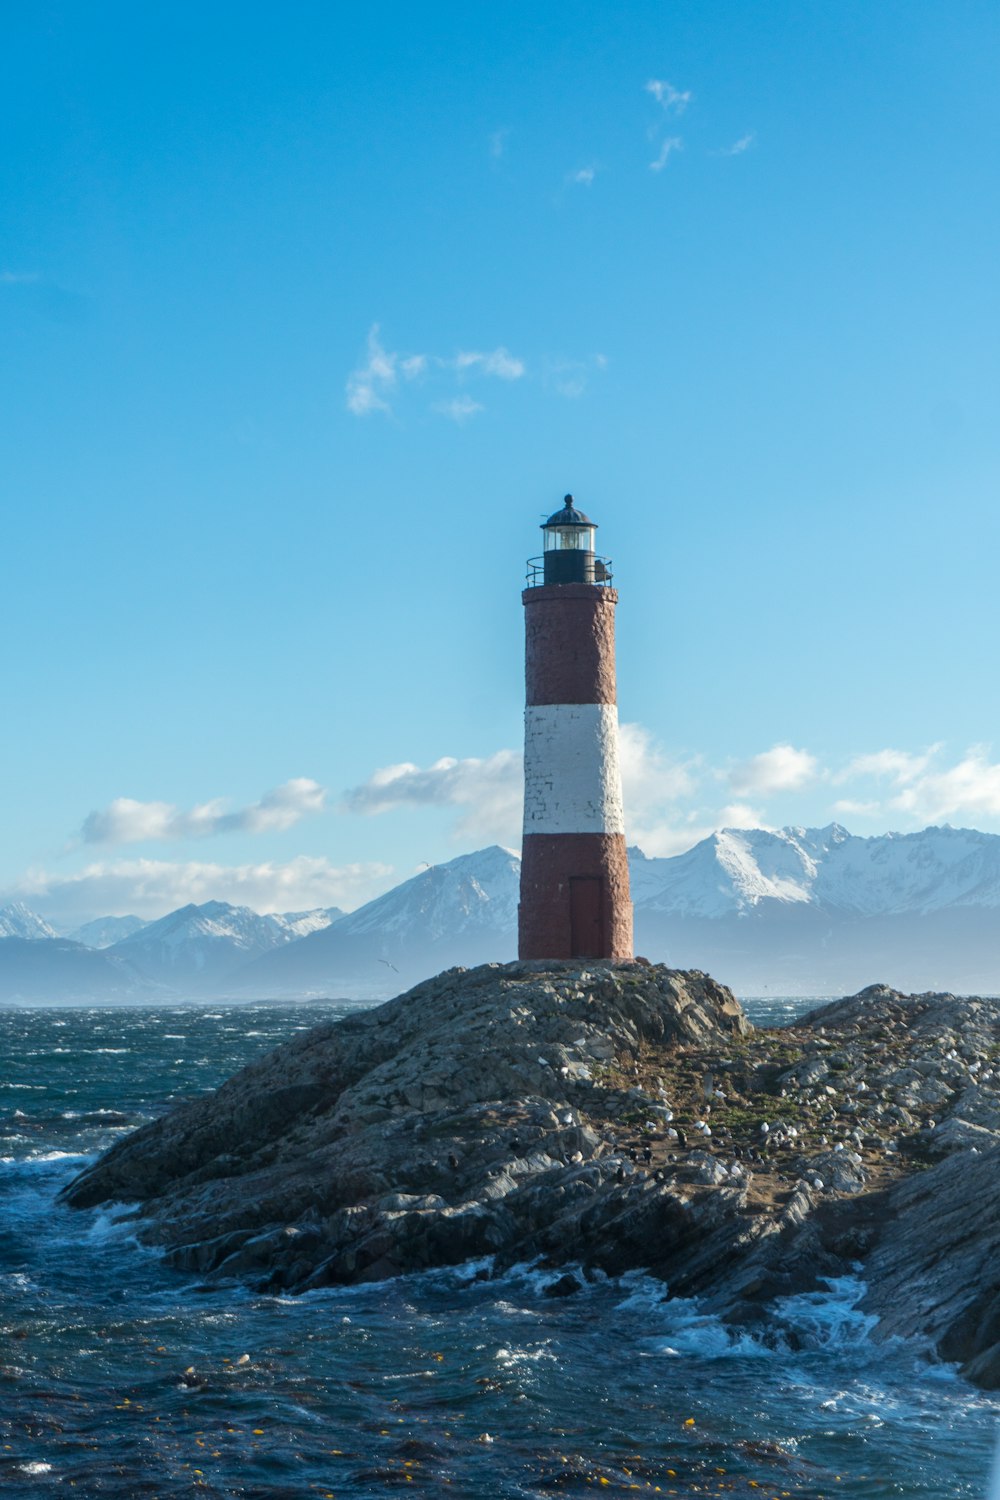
[{"xmin": 522, "ymin": 702, "xmax": 625, "ymax": 835}]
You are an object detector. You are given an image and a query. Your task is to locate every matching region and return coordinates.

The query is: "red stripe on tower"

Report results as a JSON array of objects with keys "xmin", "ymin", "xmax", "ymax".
[{"xmin": 518, "ymin": 496, "xmax": 633, "ymax": 961}]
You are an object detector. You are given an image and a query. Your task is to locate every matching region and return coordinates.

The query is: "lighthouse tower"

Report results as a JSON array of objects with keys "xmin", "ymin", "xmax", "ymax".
[{"xmin": 518, "ymin": 496, "xmax": 633, "ymax": 961}]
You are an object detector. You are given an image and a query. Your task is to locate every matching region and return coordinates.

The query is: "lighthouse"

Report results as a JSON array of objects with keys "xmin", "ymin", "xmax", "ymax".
[{"xmin": 518, "ymin": 496, "xmax": 633, "ymax": 961}]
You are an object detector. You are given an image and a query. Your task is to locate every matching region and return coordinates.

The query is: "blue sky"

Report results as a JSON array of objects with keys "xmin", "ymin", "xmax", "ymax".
[{"xmin": 2, "ymin": 1, "xmax": 999, "ymax": 923}]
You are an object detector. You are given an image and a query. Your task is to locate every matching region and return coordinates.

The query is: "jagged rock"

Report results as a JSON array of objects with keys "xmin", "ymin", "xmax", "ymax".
[
  {"xmin": 64, "ymin": 961, "xmax": 748, "ymax": 1292},
  {"xmin": 862, "ymin": 1143, "xmax": 1000, "ymax": 1385},
  {"xmin": 62, "ymin": 965, "xmax": 1000, "ymax": 1390}
]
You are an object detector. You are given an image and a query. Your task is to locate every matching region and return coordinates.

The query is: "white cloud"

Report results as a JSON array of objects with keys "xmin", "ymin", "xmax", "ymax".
[
  {"xmin": 833, "ymin": 799, "xmax": 882, "ymax": 818},
  {"xmin": 869, "ymin": 748, "xmax": 1000, "ymax": 823},
  {"xmin": 838, "ymin": 748, "xmax": 939, "ymax": 785},
  {"xmin": 619, "ymin": 723, "xmax": 696, "ymax": 808},
  {"xmin": 720, "ymin": 132, "xmax": 755, "ymax": 156},
  {"xmin": 345, "ymin": 324, "xmax": 397, "ymax": 415},
  {"xmin": 717, "ymin": 802, "xmax": 768, "ymax": 829},
  {"xmin": 453, "ymin": 347, "xmax": 525, "ymax": 380},
  {"xmin": 342, "ymin": 750, "xmax": 523, "ymax": 843},
  {"xmin": 829, "ymin": 744, "xmax": 1000, "ymax": 826},
  {"xmin": 645, "ymin": 80, "xmax": 692, "ymax": 114},
  {"xmin": 543, "ymin": 354, "xmax": 608, "ymax": 398},
  {"xmin": 616, "ymin": 723, "xmax": 704, "ymax": 854},
  {"xmin": 568, "ymin": 166, "xmax": 597, "ymax": 187},
  {"xmin": 81, "ymin": 779, "xmax": 327, "ymax": 845},
  {"xmin": 1, "ymin": 271, "xmax": 40, "ymax": 285},
  {"xmin": 433, "ymin": 395, "xmax": 484, "ymax": 423},
  {"xmin": 650, "ymin": 137, "xmax": 683, "ymax": 172},
  {"xmin": 489, "ymin": 128, "xmax": 509, "ymax": 160},
  {"xmin": 346, "ymin": 328, "xmax": 529, "ymax": 419},
  {"xmin": 12, "ymin": 856, "xmax": 394, "ymax": 926},
  {"xmin": 729, "ymin": 745, "xmax": 818, "ymax": 796}
]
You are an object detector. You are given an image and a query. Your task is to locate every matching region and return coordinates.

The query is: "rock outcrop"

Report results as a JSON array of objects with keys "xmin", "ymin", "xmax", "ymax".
[{"xmin": 63, "ymin": 963, "xmax": 1000, "ymax": 1390}]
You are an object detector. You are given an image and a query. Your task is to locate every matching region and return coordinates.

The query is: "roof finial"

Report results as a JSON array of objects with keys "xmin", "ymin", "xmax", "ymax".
[{"xmin": 564, "ymin": 493, "xmax": 574, "ymax": 506}]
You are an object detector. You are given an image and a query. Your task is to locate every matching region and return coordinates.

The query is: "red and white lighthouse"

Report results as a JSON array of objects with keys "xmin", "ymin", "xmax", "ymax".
[{"xmin": 518, "ymin": 496, "xmax": 633, "ymax": 962}]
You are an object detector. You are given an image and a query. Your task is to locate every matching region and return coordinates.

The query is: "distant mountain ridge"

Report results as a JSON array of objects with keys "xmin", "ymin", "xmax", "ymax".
[
  {"xmin": 105, "ymin": 900, "xmax": 345, "ymax": 988},
  {"xmin": 69, "ymin": 915, "xmax": 149, "ymax": 949},
  {"xmin": 0, "ymin": 902, "xmax": 58, "ymax": 940},
  {"xmin": 629, "ymin": 823, "xmax": 1000, "ymax": 918},
  {"xmin": 236, "ymin": 846, "xmax": 520, "ymax": 997},
  {"xmin": 4, "ymin": 826, "xmax": 1000, "ymax": 1000}
]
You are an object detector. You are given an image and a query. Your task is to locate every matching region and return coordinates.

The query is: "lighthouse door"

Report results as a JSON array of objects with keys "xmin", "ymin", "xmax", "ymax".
[{"xmin": 569, "ymin": 877, "xmax": 605, "ymax": 959}]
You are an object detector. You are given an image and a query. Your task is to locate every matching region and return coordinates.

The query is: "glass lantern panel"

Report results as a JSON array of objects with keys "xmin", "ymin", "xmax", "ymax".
[{"xmin": 544, "ymin": 525, "xmax": 595, "ymax": 552}]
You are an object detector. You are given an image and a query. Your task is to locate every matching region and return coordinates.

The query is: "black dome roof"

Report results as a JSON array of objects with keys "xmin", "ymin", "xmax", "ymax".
[{"xmin": 542, "ymin": 494, "xmax": 596, "ymax": 528}]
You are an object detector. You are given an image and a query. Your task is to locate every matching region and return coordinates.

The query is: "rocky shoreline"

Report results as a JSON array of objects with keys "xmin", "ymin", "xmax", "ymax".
[{"xmin": 63, "ymin": 961, "xmax": 1000, "ymax": 1389}]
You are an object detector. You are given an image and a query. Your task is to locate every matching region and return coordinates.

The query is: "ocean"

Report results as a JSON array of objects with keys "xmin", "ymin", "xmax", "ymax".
[{"xmin": 1, "ymin": 997, "xmax": 998, "ymax": 1498}]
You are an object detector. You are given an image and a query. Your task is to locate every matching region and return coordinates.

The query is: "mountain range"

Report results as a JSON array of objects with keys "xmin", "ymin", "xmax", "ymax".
[{"xmin": 2, "ymin": 824, "xmax": 1000, "ymax": 1001}]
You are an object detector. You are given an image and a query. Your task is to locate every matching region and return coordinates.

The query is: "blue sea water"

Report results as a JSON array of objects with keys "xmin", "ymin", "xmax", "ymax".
[{"xmin": 1, "ymin": 998, "xmax": 998, "ymax": 1499}]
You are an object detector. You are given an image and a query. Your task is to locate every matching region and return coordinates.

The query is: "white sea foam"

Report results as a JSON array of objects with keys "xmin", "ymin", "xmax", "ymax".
[
  {"xmin": 772, "ymin": 1275, "xmax": 878, "ymax": 1349},
  {"xmin": 83, "ymin": 1202, "xmax": 145, "ymax": 1246},
  {"xmin": 0, "ymin": 1151, "xmax": 91, "ymax": 1168}
]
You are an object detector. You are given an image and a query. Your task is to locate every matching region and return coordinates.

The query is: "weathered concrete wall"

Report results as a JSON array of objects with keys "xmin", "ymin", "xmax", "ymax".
[
  {"xmin": 523, "ymin": 702, "xmax": 626, "ymax": 836},
  {"xmin": 519, "ymin": 832, "xmax": 633, "ymax": 961},
  {"xmin": 523, "ymin": 585, "xmax": 618, "ymax": 706}
]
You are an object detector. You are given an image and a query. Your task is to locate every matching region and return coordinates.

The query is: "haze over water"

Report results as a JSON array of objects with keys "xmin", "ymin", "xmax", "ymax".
[{"xmin": 2, "ymin": 998, "xmax": 997, "ymax": 1498}]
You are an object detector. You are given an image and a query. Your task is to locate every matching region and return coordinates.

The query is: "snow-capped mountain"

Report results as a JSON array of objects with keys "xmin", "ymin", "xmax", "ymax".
[
  {"xmin": 0, "ymin": 902, "xmax": 57, "ymax": 940},
  {"xmin": 270, "ymin": 907, "xmax": 344, "ymax": 939},
  {"xmin": 335, "ymin": 846, "xmax": 519, "ymax": 939},
  {"xmin": 234, "ymin": 847, "xmax": 520, "ymax": 997},
  {"xmin": 628, "ymin": 824, "xmax": 1000, "ymax": 994},
  {"xmin": 70, "ymin": 915, "xmax": 149, "ymax": 949},
  {"xmin": 105, "ymin": 901, "xmax": 346, "ymax": 988},
  {"xmin": 11, "ymin": 826, "xmax": 1000, "ymax": 1003},
  {"xmin": 633, "ymin": 824, "xmax": 1000, "ymax": 919},
  {"xmin": 108, "ymin": 901, "xmax": 296, "ymax": 987}
]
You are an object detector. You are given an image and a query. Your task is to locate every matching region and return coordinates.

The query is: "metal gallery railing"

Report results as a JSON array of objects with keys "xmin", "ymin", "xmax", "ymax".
[{"xmin": 524, "ymin": 555, "xmax": 614, "ymax": 588}]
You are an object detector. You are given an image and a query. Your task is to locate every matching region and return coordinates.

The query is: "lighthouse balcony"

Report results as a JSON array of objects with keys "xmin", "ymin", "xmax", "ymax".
[{"xmin": 525, "ymin": 554, "xmax": 614, "ymax": 588}]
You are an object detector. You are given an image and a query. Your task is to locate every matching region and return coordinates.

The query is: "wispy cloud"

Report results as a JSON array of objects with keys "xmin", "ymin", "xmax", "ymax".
[
  {"xmin": 837, "ymin": 748, "xmax": 939, "ymax": 786},
  {"xmin": 717, "ymin": 802, "xmax": 768, "ymax": 829},
  {"xmin": 650, "ymin": 137, "xmax": 683, "ymax": 172},
  {"xmin": 1, "ymin": 271, "xmax": 40, "ymax": 285},
  {"xmin": 433, "ymin": 395, "xmax": 484, "ymax": 423},
  {"xmin": 568, "ymin": 165, "xmax": 597, "ymax": 187},
  {"xmin": 840, "ymin": 745, "xmax": 1000, "ymax": 823},
  {"xmin": 343, "ymin": 750, "xmax": 523, "ymax": 842},
  {"xmin": 347, "ymin": 326, "xmax": 612, "ymax": 420},
  {"xmin": 729, "ymin": 745, "xmax": 818, "ymax": 796},
  {"xmin": 645, "ymin": 80, "xmax": 692, "ymax": 115},
  {"xmin": 452, "ymin": 347, "xmax": 525, "ymax": 380},
  {"xmin": 489, "ymin": 128, "xmax": 509, "ymax": 161},
  {"xmin": 832, "ymin": 798, "xmax": 882, "ymax": 818},
  {"xmin": 543, "ymin": 353, "xmax": 608, "ymax": 399},
  {"xmin": 719, "ymin": 132, "xmax": 755, "ymax": 156},
  {"xmin": 345, "ymin": 324, "xmax": 399, "ymax": 415},
  {"xmin": 12, "ymin": 855, "xmax": 393, "ymax": 925},
  {"xmin": 81, "ymin": 779, "xmax": 327, "ymax": 845}
]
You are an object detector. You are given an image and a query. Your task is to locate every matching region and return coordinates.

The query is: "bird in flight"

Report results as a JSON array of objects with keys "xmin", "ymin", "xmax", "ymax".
[{"xmin": 378, "ymin": 958, "xmax": 399, "ymax": 972}]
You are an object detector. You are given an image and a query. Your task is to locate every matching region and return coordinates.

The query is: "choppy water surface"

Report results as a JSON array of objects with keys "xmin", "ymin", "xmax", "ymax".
[{"xmin": 1, "ymin": 999, "xmax": 997, "ymax": 1498}]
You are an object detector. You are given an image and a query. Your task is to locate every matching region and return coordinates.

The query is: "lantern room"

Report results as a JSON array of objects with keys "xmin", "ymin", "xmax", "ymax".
[{"xmin": 540, "ymin": 495, "xmax": 598, "ymax": 585}]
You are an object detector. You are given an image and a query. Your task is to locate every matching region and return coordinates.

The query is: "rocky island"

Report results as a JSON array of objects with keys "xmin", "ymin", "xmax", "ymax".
[{"xmin": 64, "ymin": 961, "xmax": 1000, "ymax": 1389}]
